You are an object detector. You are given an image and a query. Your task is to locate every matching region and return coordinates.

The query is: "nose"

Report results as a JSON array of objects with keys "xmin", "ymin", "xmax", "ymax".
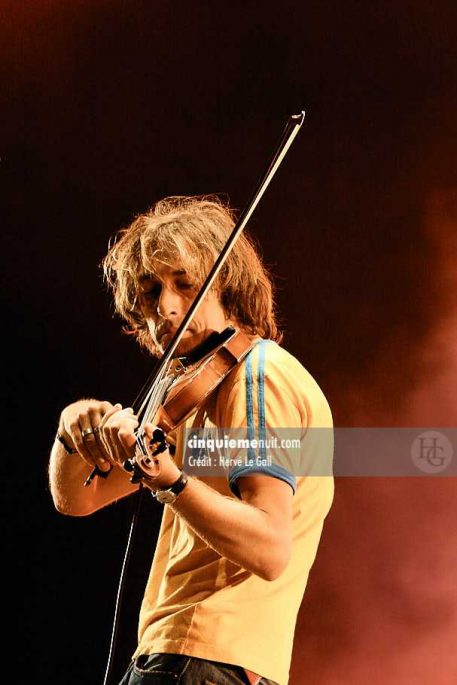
[{"xmin": 157, "ymin": 285, "xmax": 181, "ymax": 319}]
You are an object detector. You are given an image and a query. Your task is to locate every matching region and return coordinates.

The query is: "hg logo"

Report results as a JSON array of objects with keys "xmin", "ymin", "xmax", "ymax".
[{"xmin": 411, "ymin": 431, "xmax": 453, "ymax": 474}]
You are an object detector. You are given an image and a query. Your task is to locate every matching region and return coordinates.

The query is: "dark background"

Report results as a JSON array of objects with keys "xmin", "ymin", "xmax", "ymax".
[{"xmin": 2, "ymin": 2, "xmax": 457, "ymax": 684}]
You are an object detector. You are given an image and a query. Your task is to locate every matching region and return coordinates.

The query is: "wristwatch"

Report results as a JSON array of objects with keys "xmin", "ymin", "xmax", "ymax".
[{"xmin": 153, "ymin": 471, "xmax": 189, "ymax": 504}]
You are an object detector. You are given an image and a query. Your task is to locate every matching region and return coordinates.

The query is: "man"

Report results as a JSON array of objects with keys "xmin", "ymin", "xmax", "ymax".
[{"xmin": 49, "ymin": 195, "xmax": 334, "ymax": 685}]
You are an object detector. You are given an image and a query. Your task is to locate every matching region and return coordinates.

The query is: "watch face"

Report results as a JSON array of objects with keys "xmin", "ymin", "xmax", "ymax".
[{"xmin": 155, "ymin": 490, "xmax": 176, "ymax": 504}]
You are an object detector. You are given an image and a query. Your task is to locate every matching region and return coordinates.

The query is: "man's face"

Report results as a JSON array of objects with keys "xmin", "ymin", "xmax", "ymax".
[{"xmin": 138, "ymin": 262, "xmax": 233, "ymax": 356}]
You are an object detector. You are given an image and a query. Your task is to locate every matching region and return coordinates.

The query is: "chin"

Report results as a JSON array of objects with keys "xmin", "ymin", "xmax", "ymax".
[
  {"xmin": 175, "ymin": 339, "xmax": 199, "ymax": 356},
  {"xmin": 159, "ymin": 329, "xmax": 217, "ymax": 358},
  {"xmin": 176, "ymin": 331, "xmax": 210, "ymax": 356},
  {"xmin": 156, "ymin": 334, "xmax": 191, "ymax": 357}
]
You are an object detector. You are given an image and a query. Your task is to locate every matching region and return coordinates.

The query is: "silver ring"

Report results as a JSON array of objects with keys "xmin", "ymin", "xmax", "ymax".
[{"xmin": 82, "ymin": 427, "xmax": 96, "ymax": 439}]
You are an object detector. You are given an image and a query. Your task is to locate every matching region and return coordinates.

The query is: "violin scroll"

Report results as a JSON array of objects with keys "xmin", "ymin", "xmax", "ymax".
[{"xmin": 125, "ymin": 428, "xmax": 168, "ymax": 484}]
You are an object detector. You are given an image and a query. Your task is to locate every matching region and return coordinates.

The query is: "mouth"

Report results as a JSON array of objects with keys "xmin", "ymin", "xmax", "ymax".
[
  {"xmin": 159, "ymin": 328, "xmax": 176, "ymax": 340},
  {"xmin": 158, "ymin": 326, "xmax": 194, "ymax": 344},
  {"xmin": 156, "ymin": 322, "xmax": 176, "ymax": 340}
]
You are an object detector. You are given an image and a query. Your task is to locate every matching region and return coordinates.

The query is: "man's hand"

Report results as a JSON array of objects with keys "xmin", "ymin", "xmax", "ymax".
[
  {"xmin": 58, "ymin": 399, "xmax": 180, "ymax": 490},
  {"xmin": 130, "ymin": 422, "xmax": 181, "ymax": 490},
  {"xmin": 58, "ymin": 399, "xmax": 137, "ymax": 474},
  {"xmin": 98, "ymin": 405, "xmax": 140, "ymax": 466},
  {"xmin": 52, "ymin": 399, "xmax": 141, "ymax": 516}
]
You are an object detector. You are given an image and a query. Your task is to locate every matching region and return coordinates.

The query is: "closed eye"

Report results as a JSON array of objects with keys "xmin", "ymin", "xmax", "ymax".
[
  {"xmin": 140, "ymin": 283, "xmax": 161, "ymax": 300},
  {"xmin": 138, "ymin": 275, "xmax": 195, "ymax": 303},
  {"xmin": 176, "ymin": 281, "xmax": 195, "ymax": 291}
]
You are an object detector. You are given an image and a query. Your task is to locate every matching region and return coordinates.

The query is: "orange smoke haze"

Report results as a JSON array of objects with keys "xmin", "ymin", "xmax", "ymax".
[{"xmin": 291, "ymin": 189, "xmax": 457, "ymax": 684}]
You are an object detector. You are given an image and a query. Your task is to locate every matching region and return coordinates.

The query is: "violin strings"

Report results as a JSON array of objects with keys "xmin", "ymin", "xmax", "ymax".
[{"xmin": 137, "ymin": 360, "xmax": 174, "ymax": 435}]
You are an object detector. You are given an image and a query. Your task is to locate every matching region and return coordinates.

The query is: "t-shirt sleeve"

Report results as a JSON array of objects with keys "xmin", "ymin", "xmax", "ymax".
[{"xmin": 217, "ymin": 342, "xmax": 306, "ymax": 498}]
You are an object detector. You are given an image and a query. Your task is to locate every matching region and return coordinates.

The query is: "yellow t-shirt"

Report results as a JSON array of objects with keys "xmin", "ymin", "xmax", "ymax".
[{"xmin": 133, "ymin": 340, "xmax": 334, "ymax": 685}]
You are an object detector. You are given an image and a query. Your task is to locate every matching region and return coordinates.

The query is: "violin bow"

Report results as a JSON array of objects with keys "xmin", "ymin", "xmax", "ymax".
[
  {"xmin": 156, "ymin": 111, "xmax": 305, "ymax": 369},
  {"xmin": 84, "ymin": 111, "xmax": 305, "ymax": 487}
]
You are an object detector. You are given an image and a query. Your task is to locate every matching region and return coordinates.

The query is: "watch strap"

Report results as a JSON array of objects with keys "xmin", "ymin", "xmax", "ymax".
[{"xmin": 155, "ymin": 471, "xmax": 188, "ymax": 498}]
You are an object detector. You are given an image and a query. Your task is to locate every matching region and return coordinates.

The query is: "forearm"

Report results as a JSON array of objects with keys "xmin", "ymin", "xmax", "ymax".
[
  {"xmin": 49, "ymin": 439, "xmax": 95, "ymax": 515},
  {"xmin": 168, "ymin": 476, "xmax": 290, "ymax": 581},
  {"xmin": 49, "ymin": 439, "xmax": 137, "ymax": 516}
]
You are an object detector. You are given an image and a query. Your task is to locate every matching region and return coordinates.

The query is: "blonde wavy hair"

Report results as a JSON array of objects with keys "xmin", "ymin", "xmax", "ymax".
[{"xmin": 102, "ymin": 195, "xmax": 282, "ymax": 355}]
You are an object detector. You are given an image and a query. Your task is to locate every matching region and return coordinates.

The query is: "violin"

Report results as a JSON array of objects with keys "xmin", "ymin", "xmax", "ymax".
[
  {"xmin": 84, "ymin": 326, "xmax": 256, "ymax": 486},
  {"xmin": 84, "ymin": 111, "xmax": 305, "ymax": 488},
  {"xmin": 125, "ymin": 326, "xmax": 256, "ymax": 485}
]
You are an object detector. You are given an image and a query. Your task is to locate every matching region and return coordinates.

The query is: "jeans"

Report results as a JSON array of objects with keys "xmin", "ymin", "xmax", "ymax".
[{"xmin": 118, "ymin": 653, "xmax": 279, "ymax": 685}]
